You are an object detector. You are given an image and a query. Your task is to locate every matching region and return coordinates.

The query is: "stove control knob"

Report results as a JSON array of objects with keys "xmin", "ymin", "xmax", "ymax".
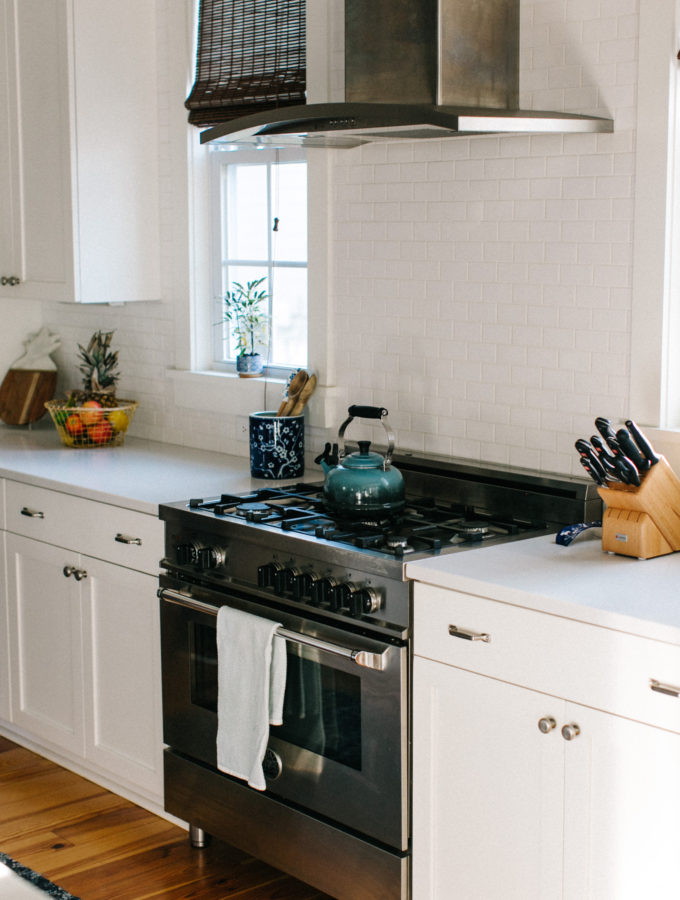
[
  {"xmin": 273, "ymin": 566, "xmax": 301, "ymax": 596},
  {"xmin": 197, "ymin": 547, "xmax": 222, "ymax": 570},
  {"xmin": 310, "ymin": 576, "xmax": 339, "ymax": 607},
  {"xmin": 333, "ymin": 581, "xmax": 359, "ymax": 613},
  {"xmin": 175, "ymin": 543, "xmax": 198, "ymax": 566},
  {"xmin": 258, "ymin": 562, "xmax": 283, "ymax": 589},
  {"xmin": 291, "ymin": 571, "xmax": 317, "ymax": 600},
  {"xmin": 357, "ymin": 586, "xmax": 382, "ymax": 615}
]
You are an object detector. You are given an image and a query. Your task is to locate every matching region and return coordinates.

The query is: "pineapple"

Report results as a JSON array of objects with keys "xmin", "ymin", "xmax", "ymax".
[{"xmin": 68, "ymin": 330, "xmax": 121, "ymax": 408}]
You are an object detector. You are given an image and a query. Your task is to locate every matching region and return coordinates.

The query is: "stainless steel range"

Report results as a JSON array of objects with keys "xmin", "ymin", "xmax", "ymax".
[{"xmin": 158, "ymin": 451, "xmax": 600, "ymax": 900}]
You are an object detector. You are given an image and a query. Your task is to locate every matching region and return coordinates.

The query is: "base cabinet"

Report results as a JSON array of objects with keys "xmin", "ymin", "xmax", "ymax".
[
  {"xmin": 3, "ymin": 483, "xmax": 164, "ymax": 805},
  {"xmin": 412, "ymin": 585, "xmax": 680, "ymax": 900},
  {"xmin": 0, "ymin": 531, "xmax": 9, "ymax": 722}
]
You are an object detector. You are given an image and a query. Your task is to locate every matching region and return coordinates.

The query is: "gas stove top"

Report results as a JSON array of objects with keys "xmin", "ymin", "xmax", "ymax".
[
  {"xmin": 185, "ymin": 482, "xmax": 544, "ymax": 558},
  {"xmin": 159, "ymin": 453, "xmax": 601, "ymax": 638}
]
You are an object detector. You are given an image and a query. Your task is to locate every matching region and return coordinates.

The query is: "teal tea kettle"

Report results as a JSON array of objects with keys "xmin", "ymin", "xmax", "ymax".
[{"xmin": 316, "ymin": 406, "xmax": 405, "ymax": 519}]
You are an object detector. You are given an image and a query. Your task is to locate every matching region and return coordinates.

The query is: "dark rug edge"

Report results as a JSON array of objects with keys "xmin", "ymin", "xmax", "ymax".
[{"xmin": 0, "ymin": 851, "xmax": 81, "ymax": 900}]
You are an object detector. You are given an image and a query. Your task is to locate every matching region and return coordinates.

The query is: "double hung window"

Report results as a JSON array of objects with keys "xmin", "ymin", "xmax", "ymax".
[{"xmin": 210, "ymin": 147, "xmax": 308, "ymax": 374}]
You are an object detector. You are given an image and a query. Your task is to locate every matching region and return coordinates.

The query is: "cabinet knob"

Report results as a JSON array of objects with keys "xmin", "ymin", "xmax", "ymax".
[
  {"xmin": 537, "ymin": 716, "xmax": 557, "ymax": 734},
  {"xmin": 0, "ymin": 276, "xmax": 20, "ymax": 286},
  {"xmin": 63, "ymin": 565, "xmax": 76, "ymax": 578},
  {"xmin": 63, "ymin": 565, "xmax": 87, "ymax": 580},
  {"xmin": 561, "ymin": 723, "xmax": 581, "ymax": 741}
]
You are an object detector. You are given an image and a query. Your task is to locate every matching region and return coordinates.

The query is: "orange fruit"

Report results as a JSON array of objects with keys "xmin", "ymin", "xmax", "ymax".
[
  {"xmin": 80, "ymin": 400, "xmax": 103, "ymax": 426},
  {"xmin": 65, "ymin": 414, "xmax": 84, "ymax": 436}
]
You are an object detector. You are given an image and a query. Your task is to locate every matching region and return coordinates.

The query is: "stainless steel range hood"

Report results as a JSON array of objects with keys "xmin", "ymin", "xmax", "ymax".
[{"xmin": 201, "ymin": 0, "xmax": 613, "ymax": 149}]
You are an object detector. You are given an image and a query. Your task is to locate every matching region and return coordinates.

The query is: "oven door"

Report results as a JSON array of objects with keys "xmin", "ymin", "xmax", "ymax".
[{"xmin": 159, "ymin": 578, "xmax": 408, "ymax": 851}]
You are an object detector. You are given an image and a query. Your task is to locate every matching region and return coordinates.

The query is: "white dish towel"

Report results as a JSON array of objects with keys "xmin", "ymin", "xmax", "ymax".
[{"xmin": 216, "ymin": 605, "xmax": 287, "ymax": 791}]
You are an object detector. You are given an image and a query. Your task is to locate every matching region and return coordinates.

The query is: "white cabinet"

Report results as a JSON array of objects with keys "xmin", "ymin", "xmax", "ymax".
[
  {"xmin": 412, "ymin": 582, "xmax": 680, "ymax": 900},
  {"xmin": 0, "ymin": 0, "xmax": 160, "ymax": 303},
  {"xmin": 3, "ymin": 481, "xmax": 164, "ymax": 803}
]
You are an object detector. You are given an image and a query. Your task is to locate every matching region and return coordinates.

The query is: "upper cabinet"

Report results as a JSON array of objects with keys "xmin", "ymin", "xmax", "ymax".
[{"xmin": 0, "ymin": 0, "xmax": 161, "ymax": 303}]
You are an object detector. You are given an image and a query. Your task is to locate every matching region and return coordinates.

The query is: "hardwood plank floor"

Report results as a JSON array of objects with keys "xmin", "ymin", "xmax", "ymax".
[{"xmin": 0, "ymin": 737, "xmax": 333, "ymax": 899}]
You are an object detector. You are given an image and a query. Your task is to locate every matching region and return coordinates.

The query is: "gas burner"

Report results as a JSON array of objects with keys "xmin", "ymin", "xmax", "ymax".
[
  {"xmin": 236, "ymin": 502, "xmax": 272, "ymax": 522},
  {"xmin": 454, "ymin": 519, "xmax": 491, "ymax": 537},
  {"xmin": 385, "ymin": 535, "xmax": 412, "ymax": 551}
]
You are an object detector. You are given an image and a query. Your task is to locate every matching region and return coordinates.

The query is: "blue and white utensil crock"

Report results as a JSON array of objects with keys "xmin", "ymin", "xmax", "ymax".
[{"xmin": 249, "ymin": 411, "xmax": 304, "ymax": 479}]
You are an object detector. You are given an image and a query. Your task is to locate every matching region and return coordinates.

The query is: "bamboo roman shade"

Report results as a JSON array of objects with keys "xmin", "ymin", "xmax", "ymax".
[{"xmin": 185, "ymin": 0, "xmax": 306, "ymax": 127}]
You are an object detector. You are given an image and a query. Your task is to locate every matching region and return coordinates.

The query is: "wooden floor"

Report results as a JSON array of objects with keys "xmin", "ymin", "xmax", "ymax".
[{"xmin": 0, "ymin": 736, "xmax": 332, "ymax": 899}]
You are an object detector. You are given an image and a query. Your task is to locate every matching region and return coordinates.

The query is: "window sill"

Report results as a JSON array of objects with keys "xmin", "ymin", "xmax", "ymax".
[{"xmin": 166, "ymin": 368, "xmax": 339, "ymax": 427}]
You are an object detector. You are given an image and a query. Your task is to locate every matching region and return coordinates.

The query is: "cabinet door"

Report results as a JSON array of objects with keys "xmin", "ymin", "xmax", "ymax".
[
  {"xmin": 563, "ymin": 702, "xmax": 680, "ymax": 900},
  {"xmin": 6, "ymin": 534, "xmax": 84, "ymax": 754},
  {"xmin": 81, "ymin": 556, "xmax": 163, "ymax": 801},
  {"xmin": 412, "ymin": 658, "xmax": 564, "ymax": 900},
  {"xmin": 0, "ymin": 0, "xmax": 74, "ymax": 300}
]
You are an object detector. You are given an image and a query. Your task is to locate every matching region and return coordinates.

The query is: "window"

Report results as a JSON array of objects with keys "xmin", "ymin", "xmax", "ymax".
[{"xmin": 210, "ymin": 147, "xmax": 308, "ymax": 374}]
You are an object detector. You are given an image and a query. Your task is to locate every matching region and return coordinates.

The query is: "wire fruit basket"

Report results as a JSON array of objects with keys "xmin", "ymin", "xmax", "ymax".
[{"xmin": 45, "ymin": 399, "xmax": 138, "ymax": 448}]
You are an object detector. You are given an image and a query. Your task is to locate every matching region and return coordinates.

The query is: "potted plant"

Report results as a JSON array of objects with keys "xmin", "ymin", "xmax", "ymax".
[{"xmin": 222, "ymin": 278, "xmax": 269, "ymax": 377}]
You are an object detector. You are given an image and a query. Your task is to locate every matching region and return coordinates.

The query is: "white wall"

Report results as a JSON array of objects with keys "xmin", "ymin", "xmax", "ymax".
[{"xmin": 32, "ymin": 0, "xmax": 643, "ymax": 478}]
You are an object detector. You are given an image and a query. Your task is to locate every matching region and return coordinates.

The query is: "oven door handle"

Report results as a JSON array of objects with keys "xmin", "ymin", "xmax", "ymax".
[{"xmin": 158, "ymin": 588, "xmax": 389, "ymax": 672}]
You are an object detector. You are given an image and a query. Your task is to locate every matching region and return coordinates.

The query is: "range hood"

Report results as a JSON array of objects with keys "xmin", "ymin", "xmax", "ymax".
[{"xmin": 201, "ymin": 0, "xmax": 613, "ymax": 149}]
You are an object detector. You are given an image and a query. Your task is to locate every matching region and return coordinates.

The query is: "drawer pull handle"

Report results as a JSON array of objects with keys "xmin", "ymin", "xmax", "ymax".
[
  {"xmin": 115, "ymin": 533, "xmax": 142, "ymax": 546},
  {"xmin": 561, "ymin": 723, "xmax": 581, "ymax": 741},
  {"xmin": 20, "ymin": 507, "xmax": 44, "ymax": 519},
  {"xmin": 650, "ymin": 679, "xmax": 680, "ymax": 698},
  {"xmin": 538, "ymin": 716, "xmax": 557, "ymax": 734},
  {"xmin": 448, "ymin": 624, "xmax": 490, "ymax": 643}
]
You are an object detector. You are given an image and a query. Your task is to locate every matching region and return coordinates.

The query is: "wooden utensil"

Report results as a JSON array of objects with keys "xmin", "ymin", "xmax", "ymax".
[
  {"xmin": 290, "ymin": 373, "xmax": 317, "ymax": 416},
  {"xmin": 278, "ymin": 369, "xmax": 308, "ymax": 416}
]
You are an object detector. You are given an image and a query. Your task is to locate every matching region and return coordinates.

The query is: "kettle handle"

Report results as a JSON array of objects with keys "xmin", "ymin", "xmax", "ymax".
[{"xmin": 338, "ymin": 406, "xmax": 395, "ymax": 466}]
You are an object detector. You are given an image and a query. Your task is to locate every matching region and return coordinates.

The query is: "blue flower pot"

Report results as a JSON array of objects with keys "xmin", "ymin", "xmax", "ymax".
[
  {"xmin": 237, "ymin": 353, "xmax": 264, "ymax": 377},
  {"xmin": 249, "ymin": 411, "xmax": 304, "ymax": 479}
]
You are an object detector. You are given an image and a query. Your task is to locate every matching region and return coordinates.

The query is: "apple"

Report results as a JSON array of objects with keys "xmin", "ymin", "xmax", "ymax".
[
  {"xmin": 88, "ymin": 420, "xmax": 114, "ymax": 445},
  {"xmin": 80, "ymin": 400, "xmax": 103, "ymax": 426}
]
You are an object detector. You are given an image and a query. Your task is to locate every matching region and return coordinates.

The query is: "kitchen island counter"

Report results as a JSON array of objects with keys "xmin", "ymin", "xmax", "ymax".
[
  {"xmin": 0, "ymin": 423, "xmax": 280, "ymax": 514},
  {"xmin": 406, "ymin": 531, "xmax": 680, "ymax": 646}
]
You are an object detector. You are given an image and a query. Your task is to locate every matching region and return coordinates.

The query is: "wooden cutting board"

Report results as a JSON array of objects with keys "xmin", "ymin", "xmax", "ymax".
[{"xmin": 0, "ymin": 369, "xmax": 57, "ymax": 425}]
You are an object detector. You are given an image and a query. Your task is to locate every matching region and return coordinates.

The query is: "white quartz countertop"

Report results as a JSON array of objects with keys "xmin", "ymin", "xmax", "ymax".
[
  {"xmin": 0, "ymin": 423, "xmax": 306, "ymax": 515},
  {"xmin": 406, "ymin": 531, "xmax": 680, "ymax": 646}
]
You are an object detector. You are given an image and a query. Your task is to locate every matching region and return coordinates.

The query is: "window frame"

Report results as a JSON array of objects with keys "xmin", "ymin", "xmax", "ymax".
[
  {"xmin": 630, "ymin": 0, "xmax": 680, "ymax": 430},
  {"xmin": 209, "ymin": 146, "xmax": 308, "ymax": 376}
]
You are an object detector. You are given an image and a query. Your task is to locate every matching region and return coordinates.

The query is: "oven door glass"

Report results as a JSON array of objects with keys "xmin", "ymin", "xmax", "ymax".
[{"xmin": 160, "ymin": 584, "xmax": 408, "ymax": 850}]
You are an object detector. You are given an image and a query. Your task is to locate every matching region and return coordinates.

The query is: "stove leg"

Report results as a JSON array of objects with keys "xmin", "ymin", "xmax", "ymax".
[{"xmin": 189, "ymin": 825, "xmax": 210, "ymax": 849}]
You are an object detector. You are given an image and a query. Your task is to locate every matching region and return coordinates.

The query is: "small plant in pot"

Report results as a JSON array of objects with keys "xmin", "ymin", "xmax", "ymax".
[{"xmin": 222, "ymin": 278, "xmax": 269, "ymax": 377}]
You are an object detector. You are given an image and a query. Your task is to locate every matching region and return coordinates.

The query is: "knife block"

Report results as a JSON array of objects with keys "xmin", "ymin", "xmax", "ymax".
[{"xmin": 597, "ymin": 457, "xmax": 680, "ymax": 559}]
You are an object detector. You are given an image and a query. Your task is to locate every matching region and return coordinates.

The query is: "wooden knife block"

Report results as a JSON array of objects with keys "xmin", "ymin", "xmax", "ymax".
[{"xmin": 597, "ymin": 457, "xmax": 680, "ymax": 559}]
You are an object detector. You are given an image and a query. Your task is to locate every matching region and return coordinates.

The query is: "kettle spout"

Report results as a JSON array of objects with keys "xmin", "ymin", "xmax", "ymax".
[{"xmin": 314, "ymin": 442, "xmax": 339, "ymax": 472}]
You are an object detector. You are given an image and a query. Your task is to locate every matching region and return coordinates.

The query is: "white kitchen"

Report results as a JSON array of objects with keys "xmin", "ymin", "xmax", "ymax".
[{"xmin": 0, "ymin": 1, "xmax": 679, "ymax": 898}]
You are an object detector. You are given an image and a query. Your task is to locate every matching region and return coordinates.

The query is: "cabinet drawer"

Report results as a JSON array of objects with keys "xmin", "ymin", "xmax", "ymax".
[
  {"xmin": 413, "ymin": 582, "xmax": 680, "ymax": 734},
  {"xmin": 5, "ymin": 481, "xmax": 162, "ymax": 574}
]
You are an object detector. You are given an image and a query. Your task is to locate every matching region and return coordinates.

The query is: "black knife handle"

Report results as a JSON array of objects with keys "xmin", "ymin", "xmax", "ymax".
[
  {"xmin": 614, "ymin": 453, "xmax": 641, "ymax": 486},
  {"xmin": 590, "ymin": 435, "xmax": 615, "ymax": 459},
  {"xmin": 595, "ymin": 417, "xmax": 619, "ymax": 448},
  {"xmin": 574, "ymin": 439, "xmax": 607, "ymax": 482},
  {"xmin": 578, "ymin": 456, "xmax": 605, "ymax": 486},
  {"xmin": 624, "ymin": 420, "xmax": 659, "ymax": 466},
  {"xmin": 616, "ymin": 429, "xmax": 649, "ymax": 472}
]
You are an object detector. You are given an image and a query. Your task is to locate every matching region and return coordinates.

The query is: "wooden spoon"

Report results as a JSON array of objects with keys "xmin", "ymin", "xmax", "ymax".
[
  {"xmin": 290, "ymin": 373, "xmax": 317, "ymax": 416},
  {"xmin": 277, "ymin": 369, "xmax": 308, "ymax": 416}
]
